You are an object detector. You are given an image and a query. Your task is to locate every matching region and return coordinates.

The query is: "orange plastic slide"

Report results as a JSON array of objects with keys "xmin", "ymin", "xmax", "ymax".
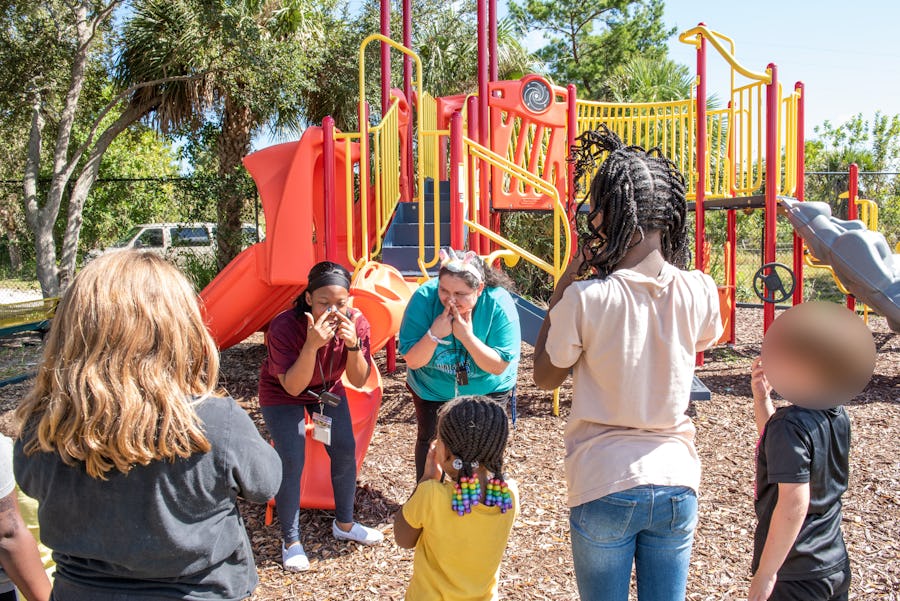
[{"xmin": 199, "ymin": 126, "xmax": 412, "ymax": 512}]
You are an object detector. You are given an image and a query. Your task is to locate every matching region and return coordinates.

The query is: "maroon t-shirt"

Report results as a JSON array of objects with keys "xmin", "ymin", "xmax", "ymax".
[{"xmin": 258, "ymin": 308, "xmax": 372, "ymax": 407}]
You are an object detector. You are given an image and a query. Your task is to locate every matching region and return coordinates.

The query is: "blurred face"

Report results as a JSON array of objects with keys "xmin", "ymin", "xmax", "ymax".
[
  {"xmin": 305, "ymin": 285, "xmax": 350, "ymax": 322},
  {"xmin": 437, "ymin": 273, "xmax": 484, "ymax": 314}
]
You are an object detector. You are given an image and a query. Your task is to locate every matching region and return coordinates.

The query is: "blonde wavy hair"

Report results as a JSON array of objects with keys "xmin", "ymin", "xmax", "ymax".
[{"xmin": 17, "ymin": 250, "xmax": 219, "ymax": 478}]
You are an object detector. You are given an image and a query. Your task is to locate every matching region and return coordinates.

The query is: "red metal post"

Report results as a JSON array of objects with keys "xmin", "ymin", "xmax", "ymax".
[
  {"xmin": 792, "ymin": 81, "xmax": 805, "ymax": 306},
  {"xmin": 763, "ymin": 63, "xmax": 779, "ymax": 333},
  {"xmin": 380, "ymin": 0, "xmax": 391, "ymax": 116},
  {"xmin": 466, "ymin": 96, "xmax": 480, "ymax": 252},
  {"xmin": 402, "ymin": 0, "xmax": 414, "ymax": 200},
  {"xmin": 847, "ymin": 162, "xmax": 859, "ymax": 312},
  {"xmin": 449, "ymin": 111, "xmax": 464, "ymax": 249},
  {"xmin": 323, "ymin": 116, "xmax": 338, "ymax": 262},
  {"xmin": 386, "ymin": 337, "xmax": 397, "ymax": 373},
  {"xmin": 488, "ymin": 0, "xmax": 498, "ymax": 82},
  {"xmin": 727, "ymin": 209, "xmax": 737, "ymax": 343},
  {"xmin": 567, "ymin": 83, "xmax": 579, "ymax": 255},
  {"xmin": 476, "ymin": 0, "xmax": 490, "ymax": 254},
  {"xmin": 695, "ymin": 27, "xmax": 708, "ymax": 364},
  {"xmin": 695, "ymin": 30, "xmax": 708, "ymax": 275}
]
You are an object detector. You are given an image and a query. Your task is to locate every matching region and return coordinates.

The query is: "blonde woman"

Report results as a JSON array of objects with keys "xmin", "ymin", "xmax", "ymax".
[{"xmin": 13, "ymin": 251, "xmax": 281, "ymax": 601}]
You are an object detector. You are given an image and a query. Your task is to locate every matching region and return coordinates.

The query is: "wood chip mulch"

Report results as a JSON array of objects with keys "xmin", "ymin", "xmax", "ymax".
[{"xmin": 0, "ymin": 308, "xmax": 896, "ymax": 600}]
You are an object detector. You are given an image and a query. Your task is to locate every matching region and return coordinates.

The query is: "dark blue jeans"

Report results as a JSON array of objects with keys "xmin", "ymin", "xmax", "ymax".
[
  {"xmin": 260, "ymin": 400, "xmax": 357, "ymax": 544},
  {"xmin": 570, "ymin": 485, "xmax": 698, "ymax": 601}
]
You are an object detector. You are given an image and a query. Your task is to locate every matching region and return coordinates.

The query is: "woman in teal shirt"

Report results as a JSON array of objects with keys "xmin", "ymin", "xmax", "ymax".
[{"xmin": 399, "ymin": 248, "xmax": 521, "ymax": 481}]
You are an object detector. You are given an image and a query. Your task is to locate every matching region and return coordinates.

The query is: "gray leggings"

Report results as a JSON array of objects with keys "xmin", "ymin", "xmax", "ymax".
[{"xmin": 260, "ymin": 400, "xmax": 357, "ymax": 544}]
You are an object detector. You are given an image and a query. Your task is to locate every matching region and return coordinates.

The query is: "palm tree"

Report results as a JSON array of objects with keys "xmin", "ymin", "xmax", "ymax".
[
  {"xmin": 604, "ymin": 56, "xmax": 693, "ymax": 103},
  {"xmin": 118, "ymin": 0, "xmax": 321, "ymax": 268}
]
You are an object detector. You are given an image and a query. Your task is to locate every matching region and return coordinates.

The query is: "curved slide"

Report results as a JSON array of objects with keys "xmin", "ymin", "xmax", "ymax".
[
  {"xmin": 782, "ymin": 198, "xmax": 900, "ymax": 332},
  {"xmin": 199, "ymin": 126, "xmax": 412, "ymax": 511}
]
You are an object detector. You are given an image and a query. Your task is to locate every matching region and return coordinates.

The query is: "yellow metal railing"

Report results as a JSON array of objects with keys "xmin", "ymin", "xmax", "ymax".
[
  {"xmin": 420, "ymin": 92, "xmax": 441, "ymax": 185},
  {"xmin": 678, "ymin": 26, "xmax": 772, "ymax": 85},
  {"xmin": 730, "ymin": 81, "xmax": 766, "ymax": 196},
  {"xmin": 347, "ymin": 34, "xmax": 427, "ymax": 270},
  {"xmin": 575, "ymin": 98, "xmax": 694, "ymax": 199},
  {"xmin": 463, "ymin": 138, "xmax": 571, "ymax": 285},
  {"xmin": 370, "ymin": 97, "xmax": 402, "ymax": 258}
]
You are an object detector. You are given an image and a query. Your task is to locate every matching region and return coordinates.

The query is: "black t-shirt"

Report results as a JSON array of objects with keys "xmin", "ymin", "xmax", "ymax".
[{"xmin": 753, "ymin": 405, "xmax": 850, "ymax": 580}]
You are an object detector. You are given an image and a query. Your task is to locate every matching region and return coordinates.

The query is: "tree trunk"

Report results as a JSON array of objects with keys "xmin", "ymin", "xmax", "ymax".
[
  {"xmin": 58, "ymin": 100, "xmax": 156, "ymax": 289},
  {"xmin": 216, "ymin": 98, "xmax": 255, "ymax": 271}
]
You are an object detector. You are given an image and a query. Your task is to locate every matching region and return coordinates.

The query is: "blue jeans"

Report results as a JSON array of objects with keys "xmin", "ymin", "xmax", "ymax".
[
  {"xmin": 260, "ymin": 400, "xmax": 357, "ymax": 544},
  {"xmin": 570, "ymin": 485, "xmax": 698, "ymax": 601}
]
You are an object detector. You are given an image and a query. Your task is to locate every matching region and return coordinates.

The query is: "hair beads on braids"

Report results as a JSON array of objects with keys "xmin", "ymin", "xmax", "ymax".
[
  {"xmin": 568, "ymin": 125, "xmax": 689, "ymax": 279},
  {"xmin": 437, "ymin": 396, "xmax": 513, "ymax": 515}
]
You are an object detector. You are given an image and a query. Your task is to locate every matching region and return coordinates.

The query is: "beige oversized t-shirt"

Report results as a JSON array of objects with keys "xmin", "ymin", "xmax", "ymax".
[{"xmin": 545, "ymin": 263, "xmax": 723, "ymax": 507}]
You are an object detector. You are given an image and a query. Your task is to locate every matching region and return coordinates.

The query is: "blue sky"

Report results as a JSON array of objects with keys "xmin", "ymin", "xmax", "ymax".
[{"xmin": 254, "ymin": 0, "xmax": 898, "ymax": 149}]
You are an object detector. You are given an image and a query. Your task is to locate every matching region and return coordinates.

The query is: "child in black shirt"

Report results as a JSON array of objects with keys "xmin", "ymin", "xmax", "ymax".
[{"xmin": 749, "ymin": 303, "xmax": 875, "ymax": 601}]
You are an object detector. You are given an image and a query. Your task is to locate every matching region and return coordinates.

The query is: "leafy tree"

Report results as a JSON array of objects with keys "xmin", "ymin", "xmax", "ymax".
[
  {"xmin": 509, "ymin": 0, "xmax": 673, "ymax": 99},
  {"xmin": 118, "ymin": 0, "xmax": 323, "ymax": 269},
  {"xmin": 605, "ymin": 55, "xmax": 692, "ymax": 102},
  {"xmin": 1, "ymin": 0, "xmax": 201, "ymax": 296}
]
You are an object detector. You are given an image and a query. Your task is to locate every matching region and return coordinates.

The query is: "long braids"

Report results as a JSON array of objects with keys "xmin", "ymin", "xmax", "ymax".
[
  {"xmin": 569, "ymin": 125, "xmax": 689, "ymax": 278},
  {"xmin": 437, "ymin": 396, "xmax": 513, "ymax": 515}
]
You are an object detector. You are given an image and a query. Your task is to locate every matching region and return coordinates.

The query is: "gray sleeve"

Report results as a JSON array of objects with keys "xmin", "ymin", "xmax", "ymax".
[
  {"xmin": 224, "ymin": 401, "xmax": 282, "ymax": 504},
  {"xmin": 0, "ymin": 436, "xmax": 14, "ymax": 498}
]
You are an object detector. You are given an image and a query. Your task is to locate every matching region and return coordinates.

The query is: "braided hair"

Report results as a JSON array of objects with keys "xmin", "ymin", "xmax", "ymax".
[
  {"xmin": 569, "ymin": 125, "xmax": 689, "ymax": 278},
  {"xmin": 437, "ymin": 396, "xmax": 513, "ymax": 515}
]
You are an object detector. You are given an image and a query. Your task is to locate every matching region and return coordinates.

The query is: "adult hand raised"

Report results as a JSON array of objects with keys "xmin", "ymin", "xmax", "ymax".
[
  {"xmin": 429, "ymin": 305, "xmax": 454, "ymax": 339},
  {"xmin": 333, "ymin": 309, "xmax": 360, "ymax": 348},
  {"xmin": 450, "ymin": 302, "xmax": 474, "ymax": 342},
  {"xmin": 305, "ymin": 310, "xmax": 336, "ymax": 349}
]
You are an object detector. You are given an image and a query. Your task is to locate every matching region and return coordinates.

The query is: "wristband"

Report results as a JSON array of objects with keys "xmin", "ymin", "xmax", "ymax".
[
  {"xmin": 427, "ymin": 328, "xmax": 451, "ymax": 346},
  {"xmin": 345, "ymin": 342, "xmax": 360, "ymax": 351}
]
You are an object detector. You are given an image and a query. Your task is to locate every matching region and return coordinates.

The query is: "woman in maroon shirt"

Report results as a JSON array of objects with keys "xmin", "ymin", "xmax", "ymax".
[{"xmin": 258, "ymin": 261, "xmax": 383, "ymax": 572}]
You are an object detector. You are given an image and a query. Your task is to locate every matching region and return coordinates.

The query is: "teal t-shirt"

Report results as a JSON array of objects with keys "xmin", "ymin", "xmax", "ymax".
[{"xmin": 398, "ymin": 279, "xmax": 521, "ymax": 401}]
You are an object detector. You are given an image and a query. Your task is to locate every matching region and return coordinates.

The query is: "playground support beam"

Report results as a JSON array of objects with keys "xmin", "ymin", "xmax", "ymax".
[
  {"xmin": 488, "ymin": 0, "xmax": 498, "ymax": 82},
  {"xmin": 847, "ymin": 163, "xmax": 859, "ymax": 312},
  {"xmin": 467, "ymin": 95, "xmax": 481, "ymax": 253},
  {"xmin": 763, "ymin": 63, "xmax": 779, "ymax": 333},
  {"xmin": 694, "ymin": 24, "xmax": 708, "ymax": 364},
  {"xmin": 402, "ymin": 0, "xmax": 414, "ymax": 200},
  {"xmin": 323, "ymin": 116, "xmax": 337, "ymax": 262},
  {"xmin": 380, "ymin": 0, "xmax": 390, "ymax": 116},
  {"xmin": 476, "ymin": 0, "xmax": 490, "ymax": 255},
  {"xmin": 567, "ymin": 83, "xmax": 578, "ymax": 255},
  {"xmin": 793, "ymin": 81, "xmax": 805, "ymax": 306},
  {"xmin": 450, "ymin": 112, "xmax": 464, "ymax": 249}
]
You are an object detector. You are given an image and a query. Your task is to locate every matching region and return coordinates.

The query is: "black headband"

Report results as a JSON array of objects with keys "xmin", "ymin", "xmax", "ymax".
[{"xmin": 307, "ymin": 271, "xmax": 350, "ymax": 292}]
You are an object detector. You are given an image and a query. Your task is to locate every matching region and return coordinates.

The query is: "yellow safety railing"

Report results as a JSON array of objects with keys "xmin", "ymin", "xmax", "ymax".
[
  {"xmin": 420, "ymin": 91, "xmax": 442, "ymax": 185},
  {"xmin": 730, "ymin": 81, "xmax": 766, "ymax": 196},
  {"xmin": 370, "ymin": 97, "xmax": 402, "ymax": 258},
  {"xmin": 575, "ymin": 98, "xmax": 694, "ymax": 200},
  {"xmin": 780, "ymin": 84, "xmax": 800, "ymax": 197},
  {"xmin": 463, "ymin": 138, "xmax": 571, "ymax": 285},
  {"xmin": 678, "ymin": 26, "xmax": 772, "ymax": 84},
  {"xmin": 347, "ymin": 34, "xmax": 427, "ymax": 270}
]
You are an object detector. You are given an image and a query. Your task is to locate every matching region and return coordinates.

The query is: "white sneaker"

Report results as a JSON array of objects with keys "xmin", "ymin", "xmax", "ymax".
[
  {"xmin": 282, "ymin": 542, "xmax": 310, "ymax": 572},
  {"xmin": 332, "ymin": 520, "xmax": 384, "ymax": 545}
]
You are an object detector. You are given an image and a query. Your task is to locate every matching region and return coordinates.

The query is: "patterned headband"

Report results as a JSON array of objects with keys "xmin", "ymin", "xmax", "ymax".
[{"xmin": 439, "ymin": 248, "xmax": 483, "ymax": 283}]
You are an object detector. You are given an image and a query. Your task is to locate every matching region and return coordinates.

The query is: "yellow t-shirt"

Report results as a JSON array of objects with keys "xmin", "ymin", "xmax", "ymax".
[{"xmin": 402, "ymin": 478, "xmax": 518, "ymax": 601}]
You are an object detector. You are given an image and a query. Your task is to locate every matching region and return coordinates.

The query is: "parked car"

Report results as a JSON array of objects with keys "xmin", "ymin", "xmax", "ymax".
[{"xmin": 86, "ymin": 223, "xmax": 264, "ymax": 265}]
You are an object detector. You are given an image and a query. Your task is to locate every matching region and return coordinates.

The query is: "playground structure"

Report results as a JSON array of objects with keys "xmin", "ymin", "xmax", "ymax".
[{"xmin": 199, "ymin": 7, "xmax": 900, "ymax": 510}]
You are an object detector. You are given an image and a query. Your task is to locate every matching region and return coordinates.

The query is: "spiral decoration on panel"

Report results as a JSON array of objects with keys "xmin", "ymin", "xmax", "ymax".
[{"xmin": 521, "ymin": 78, "xmax": 551, "ymax": 113}]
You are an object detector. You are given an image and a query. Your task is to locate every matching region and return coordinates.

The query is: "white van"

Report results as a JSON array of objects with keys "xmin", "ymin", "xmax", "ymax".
[{"xmin": 87, "ymin": 223, "xmax": 263, "ymax": 264}]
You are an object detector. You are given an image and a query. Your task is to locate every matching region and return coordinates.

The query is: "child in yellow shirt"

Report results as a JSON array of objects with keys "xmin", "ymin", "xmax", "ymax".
[{"xmin": 394, "ymin": 396, "xmax": 518, "ymax": 601}]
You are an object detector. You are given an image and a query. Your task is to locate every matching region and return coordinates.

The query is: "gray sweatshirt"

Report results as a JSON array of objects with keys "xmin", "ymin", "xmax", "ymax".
[{"xmin": 13, "ymin": 396, "xmax": 281, "ymax": 601}]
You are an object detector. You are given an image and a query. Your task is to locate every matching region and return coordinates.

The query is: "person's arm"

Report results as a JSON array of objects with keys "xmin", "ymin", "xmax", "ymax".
[
  {"xmin": 751, "ymin": 357, "xmax": 775, "ymax": 437},
  {"xmin": 533, "ymin": 258, "xmax": 583, "ymax": 390},
  {"xmin": 450, "ymin": 303, "xmax": 508, "ymax": 375},
  {"xmin": 402, "ymin": 305, "xmax": 453, "ymax": 370},
  {"xmin": 0, "ymin": 491, "xmax": 51, "ymax": 601},
  {"xmin": 748, "ymin": 482, "xmax": 810, "ymax": 601},
  {"xmin": 335, "ymin": 310, "xmax": 370, "ymax": 387},
  {"xmin": 227, "ymin": 400, "xmax": 283, "ymax": 504},
  {"xmin": 277, "ymin": 311, "xmax": 333, "ymax": 396},
  {"xmin": 394, "ymin": 442, "xmax": 443, "ymax": 549}
]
